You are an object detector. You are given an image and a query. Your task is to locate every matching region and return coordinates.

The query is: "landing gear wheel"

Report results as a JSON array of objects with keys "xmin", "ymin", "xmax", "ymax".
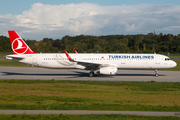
[
  {"xmin": 155, "ymin": 69, "xmax": 158, "ymax": 77},
  {"xmin": 89, "ymin": 71, "xmax": 94, "ymax": 77},
  {"xmin": 155, "ymin": 73, "xmax": 158, "ymax": 77}
]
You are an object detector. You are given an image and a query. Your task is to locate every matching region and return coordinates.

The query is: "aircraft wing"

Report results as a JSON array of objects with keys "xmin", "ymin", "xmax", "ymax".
[
  {"xmin": 64, "ymin": 50, "xmax": 112, "ymax": 70},
  {"xmin": 75, "ymin": 61, "xmax": 102, "ymax": 70}
]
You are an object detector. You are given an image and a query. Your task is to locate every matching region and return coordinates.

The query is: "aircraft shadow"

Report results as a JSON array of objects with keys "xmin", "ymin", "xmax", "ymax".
[
  {"xmin": 1, "ymin": 71, "xmax": 113, "ymax": 78},
  {"xmin": 73, "ymin": 71, "xmax": 166, "ymax": 77},
  {"xmin": 115, "ymin": 74, "xmax": 166, "ymax": 77},
  {"xmin": 2, "ymin": 71, "xmax": 166, "ymax": 77},
  {"xmin": 2, "ymin": 72, "xmax": 87, "ymax": 77}
]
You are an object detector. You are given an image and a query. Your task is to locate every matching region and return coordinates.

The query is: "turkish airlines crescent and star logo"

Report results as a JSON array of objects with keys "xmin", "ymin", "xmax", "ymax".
[{"xmin": 12, "ymin": 38, "xmax": 28, "ymax": 54}]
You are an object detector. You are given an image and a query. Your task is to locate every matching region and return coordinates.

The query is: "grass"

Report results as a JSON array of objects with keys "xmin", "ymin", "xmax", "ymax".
[
  {"xmin": 0, "ymin": 60, "xmax": 31, "ymax": 67},
  {"xmin": 169, "ymin": 55, "xmax": 180, "ymax": 58},
  {"xmin": 0, "ymin": 80, "xmax": 180, "ymax": 111},
  {"xmin": 0, "ymin": 54, "xmax": 7, "ymax": 57},
  {"xmin": 0, "ymin": 114, "xmax": 179, "ymax": 120}
]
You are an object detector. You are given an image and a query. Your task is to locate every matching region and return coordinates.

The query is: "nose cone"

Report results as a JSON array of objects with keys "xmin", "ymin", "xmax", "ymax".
[{"xmin": 172, "ymin": 61, "xmax": 177, "ymax": 68}]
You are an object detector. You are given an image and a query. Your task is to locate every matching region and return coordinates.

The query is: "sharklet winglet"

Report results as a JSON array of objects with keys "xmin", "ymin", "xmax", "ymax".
[
  {"xmin": 74, "ymin": 50, "xmax": 78, "ymax": 54},
  {"xmin": 64, "ymin": 50, "xmax": 74, "ymax": 62}
]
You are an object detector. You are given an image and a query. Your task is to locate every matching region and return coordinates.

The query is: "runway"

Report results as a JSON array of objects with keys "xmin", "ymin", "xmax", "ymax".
[
  {"xmin": 0, "ymin": 110, "xmax": 180, "ymax": 116},
  {"xmin": 0, "ymin": 57, "xmax": 5, "ymax": 60},
  {"xmin": 0, "ymin": 67, "xmax": 180, "ymax": 82}
]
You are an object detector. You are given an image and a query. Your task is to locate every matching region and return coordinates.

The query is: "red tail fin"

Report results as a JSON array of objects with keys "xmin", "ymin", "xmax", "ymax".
[{"xmin": 8, "ymin": 31, "xmax": 36, "ymax": 54}]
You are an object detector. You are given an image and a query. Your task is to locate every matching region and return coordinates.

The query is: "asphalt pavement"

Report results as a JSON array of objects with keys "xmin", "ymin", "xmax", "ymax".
[
  {"xmin": 0, "ymin": 110, "xmax": 180, "ymax": 116},
  {"xmin": 0, "ymin": 66, "xmax": 180, "ymax": 82}
]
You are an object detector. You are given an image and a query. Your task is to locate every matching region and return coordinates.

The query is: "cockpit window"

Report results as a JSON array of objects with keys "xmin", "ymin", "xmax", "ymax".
[{"xmin": 165, "ymin": 58, "xmax": 171, "ymax": 61}]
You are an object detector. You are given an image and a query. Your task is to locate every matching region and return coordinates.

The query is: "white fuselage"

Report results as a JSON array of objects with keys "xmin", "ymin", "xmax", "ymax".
[{"xmin": 7, "ymin": 53, "xmax": 177, "ymax": 70}]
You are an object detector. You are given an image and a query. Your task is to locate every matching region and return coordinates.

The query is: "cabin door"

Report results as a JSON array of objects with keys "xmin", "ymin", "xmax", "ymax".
[
  {"xmin": 155, "ymin": 56, "xmax": 160, "ymax": 64},
  {"xmin": 32, "ymin": 55, "xmax": 37, "ymax": 65}
]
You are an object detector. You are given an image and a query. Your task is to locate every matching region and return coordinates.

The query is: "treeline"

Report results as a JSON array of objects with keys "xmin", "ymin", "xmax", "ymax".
[{"xmin": 0, "ymin": 33, "xmax": 180, "ymax": 53}]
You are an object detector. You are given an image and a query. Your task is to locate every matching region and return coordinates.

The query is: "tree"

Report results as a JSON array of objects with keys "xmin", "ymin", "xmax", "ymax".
[
  {"xmin": 52, "ymin": 39, "xmax": 62, "ymax": 50},
  {"xmin": 158, "ymin": 33, "xmax": 163, "ymax": 43},
  {"xmin": 94, "ymin": 44, "xmax": 101, "ymax": 53},
  {"xmin": 147, "ymin": 33, "xmax": 154, "ymax": 36},
  {"xmin": 137, "ymin": 45, "xmax": 140, "ymax": 52},
  {"xmin": 39, "ymin": 42, "xmax": 45, "ymax": 53},
  {"xmin": 152, "ymin": 46, "xmax": 155, "ymax": 52},
  {"xmin": 160, "ymin": 45, "xmax": 169, "ymax": 52},
  {"xmin": 62, "ymin": 35, "xmax": 70, "ymax": 45},
  {"xmin": 1, "ymin": 32, "xmax": 180, "ymax": 54},
  {"xmin": 143, "ymin": 44, "xmax": 146, "ymax": 52},
  {"xmin": 133, "ymin": 36, "xmax": 138, "ymax": 51}
]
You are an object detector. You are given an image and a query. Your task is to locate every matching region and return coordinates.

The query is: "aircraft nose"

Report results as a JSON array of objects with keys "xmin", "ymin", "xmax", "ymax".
[{"xmin": 172, "ymin": 61, "xmax": 177, "ymax": 68}]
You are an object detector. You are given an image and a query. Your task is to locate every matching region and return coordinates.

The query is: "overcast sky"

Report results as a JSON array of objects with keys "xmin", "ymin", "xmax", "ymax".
[{"xmin": 0, "ymin": 0, "xmax": 180, "ymax": 40}]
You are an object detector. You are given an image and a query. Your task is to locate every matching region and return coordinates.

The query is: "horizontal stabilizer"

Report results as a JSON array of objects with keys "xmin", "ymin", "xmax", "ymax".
[{"xmin": 6, "ymin": 55, "xmax": 24, "ymax": 60}]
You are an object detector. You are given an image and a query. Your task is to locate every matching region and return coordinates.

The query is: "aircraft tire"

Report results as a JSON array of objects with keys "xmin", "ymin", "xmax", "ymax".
[
  {"xmin": 155, "ymin": 73, "xmax": 158, "ymax": 77},
  {"xmin": 89, "ymin": 72, "xmax": 94, "ymax": 77}
]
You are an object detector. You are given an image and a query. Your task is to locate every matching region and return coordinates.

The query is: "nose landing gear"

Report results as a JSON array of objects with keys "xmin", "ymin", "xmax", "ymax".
[{"xmin": 155, "ymin": 69, "xmax": 158, "ymax": 77}]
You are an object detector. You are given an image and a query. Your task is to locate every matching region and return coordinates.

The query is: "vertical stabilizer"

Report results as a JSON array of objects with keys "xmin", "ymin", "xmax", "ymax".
[{"xmin": 8, "ymin": 31, "xmax": 36, "ymax": 54}]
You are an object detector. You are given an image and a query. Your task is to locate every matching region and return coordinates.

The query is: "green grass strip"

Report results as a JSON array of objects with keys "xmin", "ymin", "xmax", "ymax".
[
  {"xmin": 0, "ymin": 80, "xmax": 180, "ymax": 111},
  {"xmin": 0, "ymin": 114, "xmax": 179, "ymax": 120},
  {"xmin": 0, "ymin": 60, "xmax": 31, "ymax": 67}
]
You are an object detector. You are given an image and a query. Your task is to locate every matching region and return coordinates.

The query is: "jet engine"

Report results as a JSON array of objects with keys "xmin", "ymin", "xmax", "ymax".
[
  {"xmin": 98, "ymin": 66, "xmax": 117, "ymax": 75},
  {"xmin": 75, "ymin": 64, "xmax": 86, "ymax": 69}
]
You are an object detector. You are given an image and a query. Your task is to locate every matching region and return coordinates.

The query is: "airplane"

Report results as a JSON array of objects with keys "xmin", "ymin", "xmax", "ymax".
[{"xmin": 6, "ymin": 30, "xmax": 177, "ymax": 77}]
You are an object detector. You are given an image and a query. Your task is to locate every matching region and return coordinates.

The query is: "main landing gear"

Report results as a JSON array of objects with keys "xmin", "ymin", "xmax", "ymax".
[
  {"xmin": 89, "ymin": 71, "xmax": 94, "ymax": 77},
  {"xmin": 155, "ymin": 69, "xmax": 158, "ymax": 77}
]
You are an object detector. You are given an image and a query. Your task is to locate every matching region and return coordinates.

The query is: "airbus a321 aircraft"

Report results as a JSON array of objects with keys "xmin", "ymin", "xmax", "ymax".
[{"xmin": 6, "ymin": 31, "xmax": 177, "ymax": 77}]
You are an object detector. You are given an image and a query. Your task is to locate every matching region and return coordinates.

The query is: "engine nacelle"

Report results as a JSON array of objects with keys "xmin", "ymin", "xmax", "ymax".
[
  {"xmin": 99, "ymin": 66, "xmax": 117, "ymax": 75},
  {"xmin": 75, "ymin": 64, "xmax": 86, "ymax": 70}
]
